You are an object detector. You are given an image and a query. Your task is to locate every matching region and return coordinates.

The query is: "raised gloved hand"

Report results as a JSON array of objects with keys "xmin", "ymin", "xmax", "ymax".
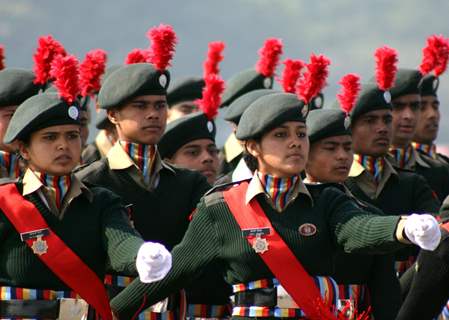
[
  {"xmin": 136, "ymin": 242, "xmax": 172, "ymax": 283},
  {"xmin": 404, "ymin": 214, "xmax": 441, "ymax": 251}
]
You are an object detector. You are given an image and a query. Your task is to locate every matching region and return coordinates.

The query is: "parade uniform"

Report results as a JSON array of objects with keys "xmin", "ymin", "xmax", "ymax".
[
  {"xmin": 0, "ymin": 90, "xmax": 146, "ymax": 320},
  {"xmin": 76, "ymin": 62, "xmax": 230, "ymax": 319},
  {"xmin": 109, "ymin": 92, "xmax": 415, "ymax": 319},
  {"xmin": 306, "ymin": 108, "xmax": 402, "ymax": 319}
]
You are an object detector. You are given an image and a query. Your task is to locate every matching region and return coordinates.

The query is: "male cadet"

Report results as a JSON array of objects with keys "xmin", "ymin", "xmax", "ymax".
[
  {"xmin": 166, "ymin": 77, "xmax": 204, "ymax": 122},
  {"xmin": 387, "ymin": 68, "xmax": 449, "ymax": 202},
  {"xmin": 0, "ymin": 68, "xmax": 40, "ymax": 178},
  {"xmin": 75, "ymin": 60, "xmax": 232, "ymax": 318},
  {"xmin": 305, "ymin": 75, "xmax": 401, "ymax": 319},
  {"xmin": 413, "ymin": 74, "xmax": 449, "ymax": 165},
  {"xmin": 219, "ymin": 38, "xmax": 283, "ymax": 176}
]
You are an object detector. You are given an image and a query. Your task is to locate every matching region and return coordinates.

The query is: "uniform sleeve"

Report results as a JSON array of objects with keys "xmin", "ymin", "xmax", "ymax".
[
  {"xmin": 190, "ymin": 173, "xmax": 212, "ymax": 209},
  {"xmin": 411, "ymin": 174, "xmax": 440, "ymax": 213},
  {"xmin": 325, "ymin": 187, "xmax": 406, "ymax": 254},
  {"xmin": 110, "ymin": 198, "xmax": 222, "ymax": 318},
  {"xmin": 99, "ymin": 189, "xmax": 144, "ymax": 274}
]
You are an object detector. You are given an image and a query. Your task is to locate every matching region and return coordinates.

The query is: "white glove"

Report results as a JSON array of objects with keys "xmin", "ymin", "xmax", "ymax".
[
  {"xmin": 404, "ymin": 214, "xmax": 441, "ymax": 251},
  {"xmin": 136, "ymin": 242, "xmax": 172, "ymax": 283}
]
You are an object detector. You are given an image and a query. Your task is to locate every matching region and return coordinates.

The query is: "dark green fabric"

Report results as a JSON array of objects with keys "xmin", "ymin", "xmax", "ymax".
[
  {"xmin": 110, "ymin": 181, "xmax": 405, "ymax": 317},
  {"xmin": 0, "ymin": 69, "xmax": 40, "ymax": 107},
  {"xmin": 236, "ymin": 92, "xmax": 307, "ymax": 140},
  {"xmin": 81, "ymin": 143, "xmax": 102, "ymax": 164},
  {"xmin": 224, "ymin": 89, "xmax": 277, "ymax": 125},
  {"xmin": 307, "ymin": 108, "xmax": 350, "ymax": 144},
  {"xmin": 158, "ymin": 112, "xmax": 216, "ymax": 159},
  {"xmin": 167, "ymin": 77, "xmax": 204, "ymax": 107},
  {"xmin": 0, "ymin": 181, "xmax": 143, "ymax": 289},
  {"xmin": 4, "ymin": 93, "xmax": 80, "ymax": 144},
  {"xmin": 98, "ymin": 63, "xmax": 170, "ymax": 110},
  {"xmin": 221, "ymin": 69, "xmax": 273, "ymax": 108},
  {"xmin": 351, "ymin": 83, "xmax": 392, "ymax": 122},
  {"xmin": 419, "ymin": 74, "xmax": 439, "ymax": 97},
  {"xmin": 390, "ymin": 69, "xmax": 422, "ymax": 100}
]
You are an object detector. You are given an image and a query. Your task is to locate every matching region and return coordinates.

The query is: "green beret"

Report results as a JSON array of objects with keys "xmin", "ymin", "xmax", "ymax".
[
  {"xmin": 236, "ymin": 92, "xmax": 308, "ymax": 140},
  {"xmin": 98, "ymin": 63, "xmax": 170, "ymax": 110},
  {"xmin": 95, "ymin": 109, "xmax": 111, "ymax": 130},
  {"xmin": 44, "ymin": 85, "xmax": 90, "ymax": 111},
  {"xmin": 167, "ymin": 77, "xmax": 205, "ymax": 107},
  {"xmin": 390, "ymin": 68, "xmax": 422, "ymax": 100},
  {"xmin": 419, "ymin": 74, "xmax": 439, "ymax": 97},
  {"xmin": 221, "ymin": 69, "xmax": 273, "ymax": 107},
  {"xmin": 101, "ymin": 65, "xmax": 121, "ymax": 86},
  {"xmin": 0, "ymin": 68, "xmax": 40, "ymax": 107},
  {"xmin": 307, "ymin": 108, "xmax": 350, "ymax": 144},
  {"xmin": 158, "ymin": 112, "xmax": 216, "ymax": 159},
  {"xmin": 4, "ymin": 93, "xmax": 80, "ymax": 144},
  {"xmin": 224, "ymin": 89, "xmax": 277, "ymax": 125},
  {"xmin": 350, "ymin": 83, "xmax": 392, "ymax": 122}
]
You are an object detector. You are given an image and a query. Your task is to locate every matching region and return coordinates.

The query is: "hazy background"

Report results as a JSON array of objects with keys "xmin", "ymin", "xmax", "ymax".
[{"xmin": 2, "ymin": 0, "xmax": 449, "ymax": 147}]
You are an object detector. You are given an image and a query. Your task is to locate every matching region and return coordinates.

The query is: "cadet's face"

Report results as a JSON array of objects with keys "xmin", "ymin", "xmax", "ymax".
[
  {"xmin": 247, "ymin": 121, "xmax": 309, "ymax": 178},
  {"xmin": 79, "ymin": 110, "xmax": 90, "ymax": 147},
  {"xmin": 391, "ymin": 94, "xmax": 421, "ymax": 147},
  {"xmin": 352, "ymin": 109, "xmax": 392, "ymax": 157},
  {"xmin": 0, "ymin": 105, "xmax": 19, "ymax": 152},
  {"xmin": 167, "ymin": 102, "xmax": 199, "ymax": 123},
  {"xmin": 306, "ymin": 135, "xmax": 353, "ymax": 183},
  {"xmin": 414, "ymin": 95, "xmax": 440, "ymax": 144},
  {"xmin": 169, "ymin": 139, "xmax": 219, "ymax": 184},
  {"xmin": 108, "ymin": 95, "xmax": 167, "ymax": 145},
  {"xmin": 19, "ymin": 125, "xmax": 82, "ymax": 176}
]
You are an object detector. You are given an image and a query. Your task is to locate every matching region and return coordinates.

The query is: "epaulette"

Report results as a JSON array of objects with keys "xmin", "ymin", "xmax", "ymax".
[
  {"xmin": 306, "ymin": 182, "xmax": 368, "ymax": 208},
  {"xmin": 204, "ymin": 179, "xmax": 250, "ymax": 207},
  {"xmin": 74, "ymin": 158, "xmax": 106, "ymax": 174},
  {"xmin": 0, "ymin": 177, "xmax": 18, "ymax": 186}
]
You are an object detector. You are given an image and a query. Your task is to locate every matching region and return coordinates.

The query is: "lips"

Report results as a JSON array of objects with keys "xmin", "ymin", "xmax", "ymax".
[
  {"xmin": 142, "ymin": 125, "xmax": 161, "ymax": 132},
  {"xmin": 54, "ymin": 154, "xmax": 72, "ymax": 163},
  {"xmin": 374, "ymin": 137, "xmax": 390, "ymax": 145},
  {"xmin": 398, "ymin": 125, "xmax": 414, "ymax": 133}
]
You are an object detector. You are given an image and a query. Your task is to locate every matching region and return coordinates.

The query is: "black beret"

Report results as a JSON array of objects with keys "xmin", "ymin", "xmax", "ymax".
[
  {"xmin": 236, "ymin": 92, "xmax": 308, "ymax": 140},
  {"xmin": 4, "ymin": 93, "xmax": 80, "ymax": 143},
  {"xmin": 419, "ymin": 74, "xmax": 439, "ymax": 97},
  {"xmin": 167, "ymin": 77, "xmax": 205, "ymax": 107},
  {"xmin": 224, "ymin": 89, "xmax": 277, "ymax": 125},
  {"xmin": 220, "ymin": 69, "xmax": 273, "ymax": 107},
  {"xmin": 98, "ymin": 63, "xmax": 170, "ymax": 110},
  {"xmin": 95, "ymin": 109, "xmax": 111, "ymax": 130},
  {"xmin": 307, "ymin": 108, "xmax": 350, "ymax": 144},
  {"xmin": 158, "ymin": 112, "xmax": 216, "ymax": 159},
  {"xmin": 350, "ymin": 83, "xmax": 392, "ymax": 122},
  {"xmin": 390, "ymin": 68, "xmax": 422, "ymax": 100},
  {"xmin": 0, "ymin": 68, "xmax": 40, "ymax": 107},
  {"xmin": 309, "ymin": 92, "xmax": 325, "ymax": 110}
]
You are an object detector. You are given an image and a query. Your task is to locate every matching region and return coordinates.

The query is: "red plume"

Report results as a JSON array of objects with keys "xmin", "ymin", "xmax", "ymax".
[
  {"xmin": 146, "ymin": 24, "xmax": 177, "ymax": 71},
  {"xmin": 374, "ymin": 46, "xmax": 398, "ymax": 91},
  {"xmin": 279, "ymin": 58, "xmax": 305, "ymax": 93},
  {"xmin": 419, "ymin": 35, "xmax": 449, "ymax": 76},
  {"xmin": 79, "ymin": 49, "xmax": 107, "ymax": 97},
  {"xmin": 197, "ymin": 74, "xmax": 225, "ymax": 120},
  {"xmin": 33, "ymin": 35, "xmax": 67, "ymax": 85},
  {"xmin": 125, "ymin": 48, "xmax": 150, "ymax": 65},
  {"xmin": 433, "ymin": 36, "xmax": 449, "ymax": 76},
  {"xmin": 49, "ymin": 54, "xmax": 80, "ymax": 105},
  {"xmin": 297, "ymin": 54, "xmax": 331, "ymax": 104},
  {"xmin": 203, "ymin": 41, "xmax": 225, "ymax": 78},
  {"xmin": 0, "ymin": 45, "xmax": 5, "ymax": 70},
  {"xmin": 337, "ymin": 73, "xmax": 361, "ymax": 114},
  {"xmin": 255, "ymin": 38, "xmax": 283, "ymax": 77}
]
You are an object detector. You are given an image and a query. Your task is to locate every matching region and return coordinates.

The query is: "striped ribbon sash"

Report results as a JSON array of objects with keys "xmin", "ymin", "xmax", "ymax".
[
  {"xmin": 0, "ymin": 286, "xmax": 81, "ymax": 300},
  {"xmin": 104, "ymin": 274, "xmax": 135, "ymax": 287},
  {"xmin": 186, "ymin": 303, "xmax": 231, "ymax": 319},
  {"xmin": 232, "ymin": 277, "xmax": 339, "ymax": 318}
]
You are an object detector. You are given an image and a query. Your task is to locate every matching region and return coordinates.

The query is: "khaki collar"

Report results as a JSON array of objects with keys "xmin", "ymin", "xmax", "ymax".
[
  {"xmin": 95, "ymin": 130, "xmax": 114, "ymax": 157},
  {"xmin": 349, "ymin": 155, "xmax": 398, "ymax": 178},
  {"xmin": 224, "ymin": 133, "xmax": 244, "ymax": 163},
  {"xmin": 22, "ymin": 168, "xmax": 93, "ymax": 203},
  {"xmin": 245, "ymin": 171, "xmax": 313, "ymax": 206},
  {"xmin": 412, "ymin": 147, "xmax": 431, "ymax": 168}
]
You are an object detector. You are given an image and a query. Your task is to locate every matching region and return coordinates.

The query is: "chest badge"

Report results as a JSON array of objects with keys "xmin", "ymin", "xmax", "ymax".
[
  {"xmin": 298, "ymin": 223, "xmax": 317, "ymax": 237},
  {"xmin": 31, "ymin": 236, "xmax": 48, "ymax": 255},
  {"xmin": 253, "ymin": 235, "xmax": 269, "ymax": 254}
]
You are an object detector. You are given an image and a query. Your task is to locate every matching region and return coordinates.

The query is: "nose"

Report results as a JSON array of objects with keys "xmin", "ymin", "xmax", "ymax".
[
  {"xmin": 145, "ymin": 108, "xmax": 160, "ymax": 120},
  {"xmin": 57, "ymin": 137, "xmax": 69, "ymax": 150},
  {"xmin": 201, "ymin": 150, "xmax": 214, "ymax": 164},
  {"xmin": 402, "ymin": 106, "xmax": 415, "ymax": 120}
]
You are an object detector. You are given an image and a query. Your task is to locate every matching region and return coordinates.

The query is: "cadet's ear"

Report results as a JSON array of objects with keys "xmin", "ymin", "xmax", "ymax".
[
  {"xmin": 107, "ymin": 109, "xmax": 119, "ymax": 125},
  {"xmin": 18, "ymin": 141, "xmax": 31, "ymax": 161},
  {"xmin": 245, "ymin": 140, "xmax": 260, "ymax": 158}
]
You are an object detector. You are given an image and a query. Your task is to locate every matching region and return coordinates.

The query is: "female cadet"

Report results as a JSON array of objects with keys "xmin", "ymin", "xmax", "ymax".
[
  {"xmin": 110, "ymin": 91, "xmax": 441, "ymax": 320},
  {"xmin": 0, "ymin": 55, "xmax": 171, "ymax": 320}
]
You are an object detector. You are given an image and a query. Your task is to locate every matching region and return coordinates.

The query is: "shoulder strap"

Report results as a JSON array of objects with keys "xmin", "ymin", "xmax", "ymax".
[
  {"xmin": 0, "ymin": 184, "xmax": 112, "ymax": 320},
  {"xmin": 223, "ymin": 182, "xmax": 336, "ymax": 320}
]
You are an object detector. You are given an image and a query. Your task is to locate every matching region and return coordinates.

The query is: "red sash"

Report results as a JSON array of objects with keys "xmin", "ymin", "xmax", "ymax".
[
  {"xmin": 0, "ymin": 184, "xmax": 112, "ymax": 320},
  {"xmin": 223, "ymin": 181, "xmax": 337, "ymax": 320}
]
